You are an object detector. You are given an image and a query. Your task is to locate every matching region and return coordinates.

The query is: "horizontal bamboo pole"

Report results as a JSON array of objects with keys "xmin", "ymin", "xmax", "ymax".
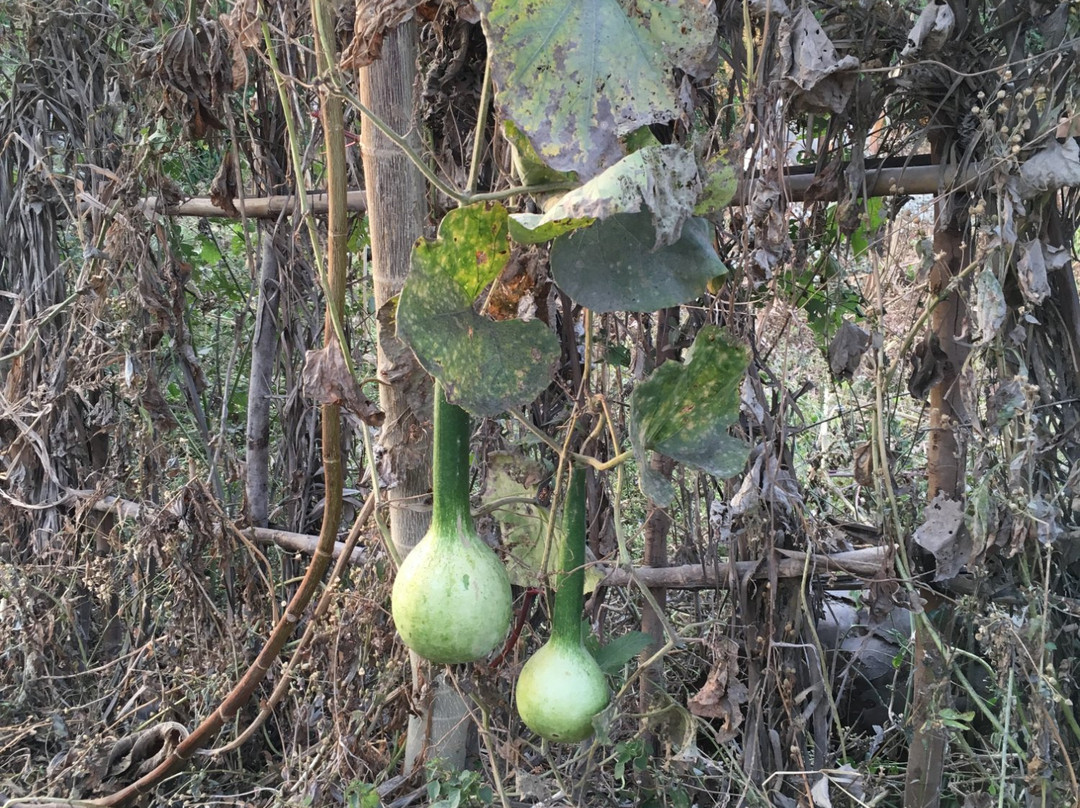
[
  {"xmin": 68, "ymin": 489, "xmax": 367, "ymax": 564},
  {"xmin": 757, "ymin": 162, "xmax": 974, "ymax": 203},
  {"xmin": 68, "ymin": 489, "xmax": 887, "ymax": 589},
  {"xmin": 598, "ymin": 546, "xmax": 889, "ymax": 590},
  {"xmin": 138, "ymin": 160, "xmax": 975, "ymax": 219},
  {"xmin": 139, "ymin": 190, "xmax": 369, "ymax": 219}
]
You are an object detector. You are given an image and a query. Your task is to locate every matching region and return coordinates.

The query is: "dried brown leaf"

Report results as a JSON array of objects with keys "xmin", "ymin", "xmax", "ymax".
[
  {"xmin": 913, "ymin": 493, "xmax": 970, "ymax": 581},
  {"xmin": 907, "ymin": 333, "xmax": 949, "ymax": 401},
  {"xmin": 828, "ymin": 321, "xmax": 870, "ymax": 380},
  {"xmin": 221, "ymin": 0, "xmax": 261, "ymax": 49},
  {"xmin": 105, "ymin": 722, "xmax": 189, "ymax": 784},
  {"xmin": 688, "ymin": 637, "xmax": 747, "ymax": 742},
  {"xmin": 1017, "ymin": 137, "xmax": 1080, "ymax": 199},
  {"xmin": 303, "ymin": 338, "xmax": 385, "ymax": 427},
  {"xmin": 209, "ymin": 149, "xmax": 239, "ymax": 216},
  {"xmin": 139, "ymin": 375, "xmax": 179, "ymax": 433},
  {"xmin": 779, "ymin": 7, "xmax": 860, "ymax": 113},
  {"xmin": 853, "ymin": 441, "xmax": 874, "ymax": 487},
  {"xmin": 341, "ymin": 1, "xmax": 422, "ymax": 71}
]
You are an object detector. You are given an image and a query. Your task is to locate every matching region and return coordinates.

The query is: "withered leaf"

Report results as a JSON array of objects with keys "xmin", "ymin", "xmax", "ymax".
[
  {"xmin": 802, "ymin": 157, "xmax": 843, "ymax": 204},
  {"xmin": 907, "ymin": 333, "xmax": 949, "ymax": 401},
  {"xmin": 853, "ymin": 441, "xmax": 874, "ymax": 487},
  {"xmin": 913, "ymin": 492, "xmax": 970, "ymax": 581},
  {"xmin": 303, "ymin": 337, "xmax": 385, "ymax": 427},
  {"xmin": 828, "ymin": 321, "xmax": 870, "ymax": 380},
  {"xmin": 221, "ymin": 0, "xmax": 261, "ymax": 49},
  {"xmin": 687, "ymin": 637, "xmax": 748, "ymax": 743},
  {"xmin": 341, "ymin": 1, "xmax": 422, "ymax": 70},
  {"xmin": 105, "ymin": 722, "xmax": 189, "ymax": 783},
  {"xmin": 209, "ymin": 148, "xmax": 238, "ymax": 216},
  {"xmin": 139, "ymin": 375, "xmax": 179, "ymax": 433},
  {"xmin": 779, "ymin": 6, "xmax": 860, "ymax": 113}
]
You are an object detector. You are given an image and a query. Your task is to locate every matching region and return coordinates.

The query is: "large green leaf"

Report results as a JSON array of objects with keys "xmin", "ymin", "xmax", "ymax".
[
  {"xmin": 477, "ymin": 0, "xmax": 718, "ymax": 179},
  {"xmin": 510, "ymin": 145, "xmax": 700, "ymax": 248},
  {"xmin": 550, "ymin": 213, "xmax": 726, "ymax": 313},
  {"xmin": 397, "ymin": 203, "xmax": 559, "ymax": 416},
  {"xmin": 629, "ymin": 326, "xmax": 749, "ymax": 505}
]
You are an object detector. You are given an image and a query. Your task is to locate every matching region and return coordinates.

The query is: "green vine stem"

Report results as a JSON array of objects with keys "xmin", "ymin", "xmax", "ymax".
[{"xmin": 466, "ymin": 56, "xmax": 493, "ymax": 196}]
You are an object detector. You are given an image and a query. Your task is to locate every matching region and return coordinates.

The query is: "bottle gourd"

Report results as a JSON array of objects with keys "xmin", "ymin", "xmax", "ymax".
[
  {"xmin": 515, "ymin": 466, "xmax": 609, "ymax": 741},
  {"xmin": 390, "ymin": 383, "xmax": 512, "ymax": 664}
]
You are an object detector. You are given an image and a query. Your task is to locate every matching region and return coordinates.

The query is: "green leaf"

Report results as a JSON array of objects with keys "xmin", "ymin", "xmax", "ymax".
[
  {"xmin": 849, "ymin": 197, "xmax": 887, "ymax": 257},
  {"xmin": 592, "ymin": 631, "xmax": 653, "ymax": 674},
  {"xmin": 614, "ymin": 739, "xmax": 645, "ymax": 784},
  {"xmin": 504, "ymin": 119, "xmax": 578, "ymax": 187},
  {"xmin": 397, "ymin": 203, "xmax": 559, "ymax": 416},
  {"xmin": 550, "ymin": 213, "xmax": 725, "ymax": 313},
  {"xmin": 345, "ymin": 782, "xmax": 381, "ymax": 808},
  {"xmin": 511, "ymin": 145, "xmax": 700, "ymax": 248},
  {"xmin": 477, "ymin": 0, "xmax": 718, "ymax": 179},
  {"xmin": 507, "ymin": 212, "xmax": 592, "ymax": 246},
  {"xmin": 693, "ymin": 154, "xmax": 739, "ymax": 216},
  {"xmin": 629, "ymin": 326, "xmax": 749, "ymax": 505},
  {"xmin": 624, "ymin": 126, "xmax": 663, "ymax": 153},
  {"xmin": 347, "ymin": 217, "xmax": 370, "ymax": 253},
  {"xmin": 936, "ymin": 708, "xmax": 975, "ymax": 731},
  {"xmin": 198, "ymin": 235, "xmax": 222, "ymax": 264}
]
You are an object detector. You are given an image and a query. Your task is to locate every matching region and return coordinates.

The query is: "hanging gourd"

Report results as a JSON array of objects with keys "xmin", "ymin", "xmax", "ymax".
[
  {"xmin": 390, "ymin": 383, "xmax": 513, "ymax": 664},
  {"xmin": 515, "ymin": 466, "xmax": 609, "ymax": 741}
]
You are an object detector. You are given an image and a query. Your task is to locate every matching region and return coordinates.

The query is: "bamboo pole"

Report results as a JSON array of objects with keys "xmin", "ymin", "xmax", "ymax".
[
  {"xmin": 138, "ymin": 190, "xmax": 368, "ymax": 218},
  {"xmin": 136, "ymin": 161, "xmax": 976, "ymax": 218},
  {"xmin": 67, "ymin": 489, "xmax": 889, "ymax": 589}
]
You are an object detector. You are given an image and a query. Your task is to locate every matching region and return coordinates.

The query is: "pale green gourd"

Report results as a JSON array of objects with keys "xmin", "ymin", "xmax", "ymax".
[
  {"xmin": 391, "ymin": 384, "xmax": 512, "ymax": 664},
  {"xmin": 516, "ymin": 466, "xmax": 608, "ymax": 741}
]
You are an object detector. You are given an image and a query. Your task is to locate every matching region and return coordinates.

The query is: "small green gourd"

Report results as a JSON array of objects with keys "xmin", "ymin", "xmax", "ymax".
[
  {"xmin": 515, "ymin": 466, "xmax": 609, "ymax": 741},
  {"xmin": 390, "ymin": 383, "xmax": 512, "ymax": 664}
]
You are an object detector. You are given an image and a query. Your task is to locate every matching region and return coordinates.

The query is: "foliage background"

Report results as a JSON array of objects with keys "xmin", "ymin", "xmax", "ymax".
[{"xmin": 1, "ymin": 0, "xmax": 1079, "ymax": 806}]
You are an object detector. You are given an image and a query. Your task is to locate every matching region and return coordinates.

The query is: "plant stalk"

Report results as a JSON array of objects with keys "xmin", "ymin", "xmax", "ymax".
[
  {"xmin": 552, "ymin": 466, "xmax": 586, "ymax": 645},
  {"xmin": 431, "ymin": 381, "xmax": 474, "ymax": 537}
]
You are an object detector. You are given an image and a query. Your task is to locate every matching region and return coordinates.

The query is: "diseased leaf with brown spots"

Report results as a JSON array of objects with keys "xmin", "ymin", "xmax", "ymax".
[
  {"xmin": 476, "ymin": 0, "xmax": 718, "ymax": 179},
  {"xmin": 629, "ymin": 326, "xmax": 749, "ymax": 506},
  {"xmin": 396, "ymin": 203, "xmax": 559, "ymax": 417}
]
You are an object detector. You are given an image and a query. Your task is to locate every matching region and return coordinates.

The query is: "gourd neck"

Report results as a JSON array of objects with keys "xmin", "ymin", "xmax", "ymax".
[
  {"xmin": 551, "ymin": 466, "xmax": 587, "ymax": 647},
  {"xmin": 431, "ymin": 381, "xmax": 475, "ymax": 537}
]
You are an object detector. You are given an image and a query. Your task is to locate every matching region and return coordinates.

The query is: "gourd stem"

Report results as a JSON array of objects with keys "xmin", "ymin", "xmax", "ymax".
[
  {"xmin": 552, "ymin": 466, "xmax": 586, "ymax": 646},
  {"xmin": 431, "ymin": 381, "xmax": 474, "ymax": 536}
]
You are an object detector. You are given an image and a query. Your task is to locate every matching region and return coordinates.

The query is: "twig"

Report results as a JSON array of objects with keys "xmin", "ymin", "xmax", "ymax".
[{"xmin": 208, "ymin": 492, "xmax": 377, "ymax": 754}]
